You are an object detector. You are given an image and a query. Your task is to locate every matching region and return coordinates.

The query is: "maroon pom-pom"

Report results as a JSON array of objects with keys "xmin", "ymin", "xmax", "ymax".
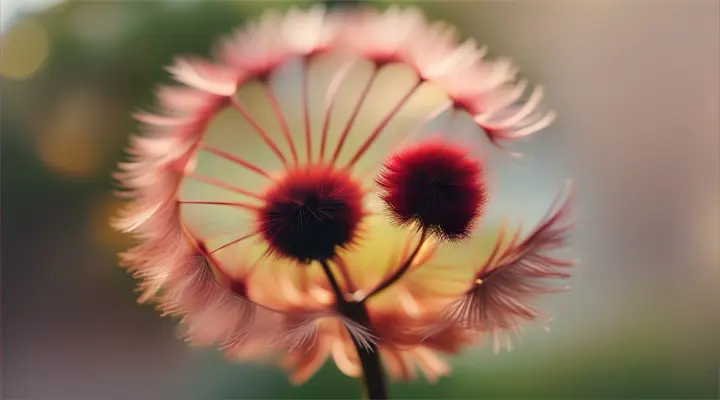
[
  {"xmin": 376, "ymin": 140, "xmax": 488, "ymax": 240},
  {"xmin": 257, "ymin": 166, "xmax": 365, "ymax": 263}
]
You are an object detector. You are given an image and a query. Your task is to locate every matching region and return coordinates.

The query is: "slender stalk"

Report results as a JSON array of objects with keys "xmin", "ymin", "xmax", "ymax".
[
  {"xmin": 177, "ymin": 200, "xmax": 259, "ymax": 211},
  {"xmin": 319, "ymin": 259, "xmax": 344, "ymax": 301},
  {"xmin": 186, "ymin": 172, "xmax": 263, "ymax": 200},
  {"xmin": 320, "ymin": 58, "xmax": 357, "ymax": 161},
  {"xmin": 302, "ymin": 59, "xmax": 313, "ymax": 164},
  {"xmin": 319, "ymin": 260, "xmax": 388, "ymax": 399},
  {"xmin": 331, "ymin": 69, "xmax": 378, "ymax": 164},
  {"xmin": 346, "ymin": 80, "xmax": 422, "ymax": 169},
  {"xmin": 334, "ymin": 257, "xmax": 357, "ymax": 293},
  {"xmin": 209, "ymin": 231, "xmax": 258, "ymax": 255},
  {"xmin": 230, "ymin": 96, "xmax": 288, "ymax": 167},
  {"xmin": 367, "ymin": 228, "xmax": 428, "ymax": 299},
  {"xmin": 266, "ymin": 86, "xmax": 299, "ymax": 165},
  {"xmin": 199, "ymin": 143, "xmax": 273, "ymax": 179},
  {"xmin": 343, "ymin": 302, "xmax": 388, "ymax": 400}
]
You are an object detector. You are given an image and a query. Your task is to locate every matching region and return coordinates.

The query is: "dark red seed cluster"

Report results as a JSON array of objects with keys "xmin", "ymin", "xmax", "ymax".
[
  {"xmin": 257, "ymin": 166, "xmax": 365, "ymax": 263},
  {"xmin": 376, "ymin": 140, "xmax": 488, "ymax": 240}
]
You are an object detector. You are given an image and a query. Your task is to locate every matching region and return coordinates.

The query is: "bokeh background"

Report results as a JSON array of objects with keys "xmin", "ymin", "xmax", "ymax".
[{"xmin": 2, "ymin": 0, "xmax": 718, "ymax": 399}]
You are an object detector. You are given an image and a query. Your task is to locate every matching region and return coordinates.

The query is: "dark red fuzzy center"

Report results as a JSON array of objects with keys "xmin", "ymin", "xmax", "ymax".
[
  {"xmin": 257, "ymin": 166, "xmax": 364, "ymax": 263},
  {"xmin": 376, "ymin": 140, "xmax": 487, "ymax": 240}
]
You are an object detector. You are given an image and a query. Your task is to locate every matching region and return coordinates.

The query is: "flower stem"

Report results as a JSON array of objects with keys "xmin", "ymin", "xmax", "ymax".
[
  {"xmin": 319, "ymin": 260, "xmax": 389, "ymax": 399},
  {"xmin": 344, "ymin": 302, "xmax": 388, "ymax": 400},
  {"xmin": 367, "ymin": 228, "xmax": 428, "ymax": 299}
]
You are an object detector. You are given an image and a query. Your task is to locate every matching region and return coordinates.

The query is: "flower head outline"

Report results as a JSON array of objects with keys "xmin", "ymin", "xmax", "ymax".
[{"xmin": 113, "ymin": 5, "xmax": 574, "ymax": 396}]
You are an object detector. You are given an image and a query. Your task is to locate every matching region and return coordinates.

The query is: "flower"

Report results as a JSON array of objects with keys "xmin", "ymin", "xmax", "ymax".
[
  {"xmin": 376, "ymin": 139, "xmax": 488, "ymax": 241},
  {"xmin": 113, "ymin": 5, "xmax": 573, "ymax": 398},
  {"xmin": 428, "ymin": 184, "xmax": 576, "ymax": 352},
  {"xmin": 217, "ymin": 216, "xmax": 476, "ymax": 384},
  {"xmin": 330, "ymin": 6, "xmax": 555, "ymax": 152},
  {"xmin": 257, "ymin": 165, "xmax": 365, "ymax": 263}
]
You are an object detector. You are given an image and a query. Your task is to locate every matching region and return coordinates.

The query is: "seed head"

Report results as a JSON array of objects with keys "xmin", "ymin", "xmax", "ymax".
[
  {"xmin": 376, "ymin": 140, "xmax": 487, "ymax": 240},
  {"xmin": 257, "ymin": 166, "xmax": 365, "ymax": 263}
]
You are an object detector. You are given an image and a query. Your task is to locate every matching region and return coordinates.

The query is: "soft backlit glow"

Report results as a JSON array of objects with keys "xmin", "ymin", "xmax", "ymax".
[
  {"xmin": 36, "ymin": 89, "xmax": 110, "ymax": 180},
  {"xmin": 37, "ymin": 130, "xmax": 105, "ymax": 180},
  {"xmin": 0, "ymin": 19, "xmax": 50, "ymax": 80}
]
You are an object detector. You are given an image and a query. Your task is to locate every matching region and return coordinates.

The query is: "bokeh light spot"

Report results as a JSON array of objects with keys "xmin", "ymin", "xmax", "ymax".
[
  {"xmin": 37, "ymin": 130, "xmax": 105, "ymax": 180},
  {"xmin": 0, "ymin": 19, "xmax": 50, "ymax": 80},
  {"xmin": 36, "ymin": 88, "xmax": 111, "ymax": 180},
  {"xmin": 90, "ymin": 195, "xmax": 135, "ymax": 252}
]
